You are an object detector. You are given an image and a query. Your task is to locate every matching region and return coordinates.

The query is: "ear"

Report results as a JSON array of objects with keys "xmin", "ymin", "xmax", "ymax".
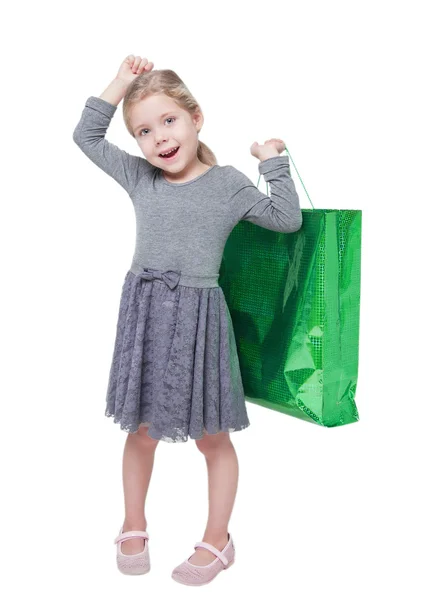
[{"xmin": 192, "ymin": 111, "xmax": 204, "ymax": 133}]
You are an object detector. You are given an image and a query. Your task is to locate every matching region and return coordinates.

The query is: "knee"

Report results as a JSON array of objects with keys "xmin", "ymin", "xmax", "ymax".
[
  {"xmin": 195, "ymin": 431, "xmax": 231, "ymax": 455},
  {"xmin": 131, "ymin": 426, "xmax": 160, "ymax": 449}
]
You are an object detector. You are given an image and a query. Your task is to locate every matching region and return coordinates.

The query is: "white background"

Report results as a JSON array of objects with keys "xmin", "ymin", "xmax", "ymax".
[{"xmin": 2, "ymin": 0, "xmax": 421, "ymax": 598}]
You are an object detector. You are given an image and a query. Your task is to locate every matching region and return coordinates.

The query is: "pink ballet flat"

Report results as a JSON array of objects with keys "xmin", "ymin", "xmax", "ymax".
[
  {"xmin": 171, "ymin": 533, "xmax": 235, "ymax": 586},
  {"xmin": 114, "ymin": 525, "xmax": 150, "ymax": 575}
]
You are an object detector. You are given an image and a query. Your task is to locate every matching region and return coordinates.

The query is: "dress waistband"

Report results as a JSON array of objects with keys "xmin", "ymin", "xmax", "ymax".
[{"xmin": 129, "ymin": 266, "xmax": 220, "ymax": 289}]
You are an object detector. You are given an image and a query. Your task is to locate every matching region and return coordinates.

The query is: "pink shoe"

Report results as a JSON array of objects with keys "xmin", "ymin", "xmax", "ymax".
[
  {"xmin": 114, "ymin": 525, "xmax": 150, "ymax": 575},
  {"xmin": 171, "ymin": 533, "xmax": 235, "ymax": 586}
]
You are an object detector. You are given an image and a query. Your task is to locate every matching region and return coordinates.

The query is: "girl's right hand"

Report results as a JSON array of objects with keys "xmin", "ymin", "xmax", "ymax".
[{"xmin": 116, "ymin": 55, "xmax": 154, "ymax": 86}]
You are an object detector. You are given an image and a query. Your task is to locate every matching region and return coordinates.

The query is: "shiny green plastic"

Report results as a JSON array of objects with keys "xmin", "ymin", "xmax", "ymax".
[{"xmin": 219, "ymin": 151, "xmax": 361, "ymax": 427}]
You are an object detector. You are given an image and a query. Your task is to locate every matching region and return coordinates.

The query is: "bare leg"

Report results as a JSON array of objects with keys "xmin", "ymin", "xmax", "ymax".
[
  {"xmin": 189, "ymin": 432, "xmax": 238, "ymax": 566},
  {"xmin": 120, "ymin": 426, "xmax": 159, "ymax": 555}
]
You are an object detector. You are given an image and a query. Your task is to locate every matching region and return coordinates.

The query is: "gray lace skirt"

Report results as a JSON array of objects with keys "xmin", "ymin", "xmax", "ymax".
[{"xmin": 104, "ymin": 268, "xmax": 250, "ymax": 443}]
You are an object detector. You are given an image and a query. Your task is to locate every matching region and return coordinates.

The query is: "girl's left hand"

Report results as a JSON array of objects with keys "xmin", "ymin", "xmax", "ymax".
[{"xmin": 250, "ymin": 138, "xmax": 286, "ymax": 161}]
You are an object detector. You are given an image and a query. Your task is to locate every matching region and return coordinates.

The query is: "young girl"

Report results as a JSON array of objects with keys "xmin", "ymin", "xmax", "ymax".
[{"xmin": 73, "ymin": 54, "xmax": 302, "ymax": 586}]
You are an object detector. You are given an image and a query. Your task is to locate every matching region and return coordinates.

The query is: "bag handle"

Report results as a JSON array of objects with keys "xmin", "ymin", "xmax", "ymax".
[{"xmin": 256, "ymin": 145, "xmax": 315, "ymax": 209}]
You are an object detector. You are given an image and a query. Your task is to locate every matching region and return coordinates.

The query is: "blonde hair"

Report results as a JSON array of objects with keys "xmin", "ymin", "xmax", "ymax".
[{"xmin": 122, "ymin": 69, "xmax": 217, "ymax": 167}]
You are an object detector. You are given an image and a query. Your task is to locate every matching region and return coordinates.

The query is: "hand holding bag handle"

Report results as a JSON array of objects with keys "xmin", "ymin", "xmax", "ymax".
[{"xmin": 256, "ymin": 145, "xmax": 316, "ymax": 210}]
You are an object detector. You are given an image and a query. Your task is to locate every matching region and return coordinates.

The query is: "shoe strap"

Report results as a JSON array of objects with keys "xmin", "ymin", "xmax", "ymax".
[
  {"xmin": 114, "ymin": 530, "xmax": 149, "ymax": 544},
  {"xmin": 194, "ymin": 541, "xmax": 229, "ymax": 567}
]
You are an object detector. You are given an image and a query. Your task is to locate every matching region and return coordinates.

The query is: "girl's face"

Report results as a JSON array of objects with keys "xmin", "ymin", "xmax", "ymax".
[{"xmin": 131, "ymin": 93, "xmax": 204, "ymax": 176}]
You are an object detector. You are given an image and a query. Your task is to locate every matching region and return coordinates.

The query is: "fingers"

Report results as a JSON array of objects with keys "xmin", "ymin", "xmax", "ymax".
[
  {"xmin": 263, "ymin": 138, "xmax": 286, "ymax": 149},
  {"xmin": 130, "ymin": 56, "xmax": 153, "ymax": 74},
  {"xmin": 252, "ymin": 139, "xmax": 286, "ymax": 149},
  {"xmin": 132, "ymin": 56, "xmax": 145, "ymax": 73}
]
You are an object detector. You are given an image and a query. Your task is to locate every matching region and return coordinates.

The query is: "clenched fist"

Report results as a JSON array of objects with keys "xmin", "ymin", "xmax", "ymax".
[
  {"xmin": 116, "ymin": 55, "xmax": 154, "ymax": 86},
  {"xmin": 250, "ymin": 138, "xmax": 286, "ymax": 162}
]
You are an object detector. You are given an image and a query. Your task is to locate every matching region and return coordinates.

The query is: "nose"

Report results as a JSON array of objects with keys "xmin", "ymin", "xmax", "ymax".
[{"xmin": 155, "ymin": 131, "xmax": 169, "ymax": 146}]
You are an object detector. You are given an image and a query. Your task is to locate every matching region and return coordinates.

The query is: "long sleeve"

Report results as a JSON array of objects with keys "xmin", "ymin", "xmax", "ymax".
[
  {"xmin": 72, "ymin": 96, "xmax": 153, "ymax": 196},
  {"xmin": 229, "ymin": 155, "xmax": 302, "ymax": 232}
]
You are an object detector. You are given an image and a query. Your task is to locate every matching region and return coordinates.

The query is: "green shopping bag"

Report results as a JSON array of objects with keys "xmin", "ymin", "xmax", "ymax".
[{"xmin": 219, "ymin": 148, "xmax": 361, "ymax": 427}]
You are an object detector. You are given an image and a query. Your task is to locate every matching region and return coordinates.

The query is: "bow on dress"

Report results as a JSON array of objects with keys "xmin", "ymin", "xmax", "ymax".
[{"xmin": 139, "ymin": 267, "xmax": 182, "ymax": 290}]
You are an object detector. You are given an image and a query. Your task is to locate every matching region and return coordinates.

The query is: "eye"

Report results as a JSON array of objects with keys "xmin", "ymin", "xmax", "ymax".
[{"xmin": 139, "ymin": 118, "xmax": 175, "ymax": 136}]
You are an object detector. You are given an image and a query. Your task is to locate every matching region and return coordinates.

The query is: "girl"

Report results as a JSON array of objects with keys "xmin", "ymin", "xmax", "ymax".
[{"xmin": 73, "ymin": 54, "xmax": 302, "ymax": 586}]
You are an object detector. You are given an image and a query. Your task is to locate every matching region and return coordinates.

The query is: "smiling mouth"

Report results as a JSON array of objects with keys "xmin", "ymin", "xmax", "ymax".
[{"xmin": 159, "ymin": 146, "xmax": 180, "ymax": 158}]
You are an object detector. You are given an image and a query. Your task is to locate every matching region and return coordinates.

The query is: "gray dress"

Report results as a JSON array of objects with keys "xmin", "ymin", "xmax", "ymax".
[{"xmin": 73, "ymin": 96, "xmax": 302, "ymax": 443}]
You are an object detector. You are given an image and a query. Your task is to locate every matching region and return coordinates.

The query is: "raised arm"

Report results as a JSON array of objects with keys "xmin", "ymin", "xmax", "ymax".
[
  {"xmin": 72, "ymin": 94, "xmax": 153, "ymax": 196},
  {"xmin": 229, "ymin": 155, "xmax": 302, "ymax": 233},
  {"xmin": 72, "ymin": 58, "xmax": 155, "ymax": 196}
]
